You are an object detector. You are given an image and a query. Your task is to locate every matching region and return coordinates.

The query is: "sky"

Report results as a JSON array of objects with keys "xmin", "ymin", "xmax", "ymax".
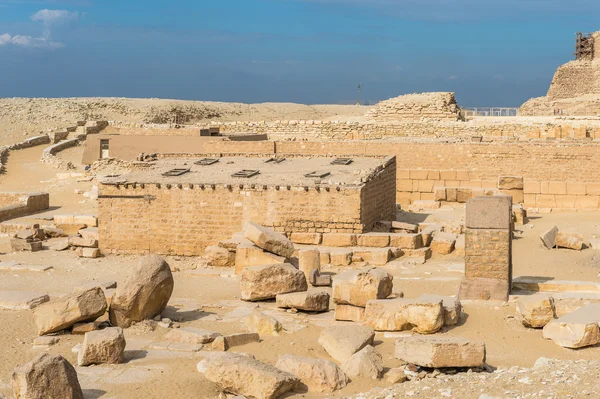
[{"xmin": 0, "ymin": 0, "xmax": 599, "ymax": 106}]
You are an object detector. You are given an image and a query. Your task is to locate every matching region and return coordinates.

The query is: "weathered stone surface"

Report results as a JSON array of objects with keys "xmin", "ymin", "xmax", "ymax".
[
  {"xmin": 78, "ymin": 227, "xmax": 98, "ymax": 241},
  {"xmin": 459, "ymin": 277, "xmax": 510, "ymax": 302},
  {"xmin": 245, "ymin": 310, "xmax": 282, "ymax": 336},
  {"xmin": 205, "ymin": 245, "xmax": 235, "ymax": 267},
  {"xmin": 165, "ymin": 327, "xmax": 221, "ymax": 344},
  {"xmin": 395, "ymin": 336, "xmax": 486, "ymax": 368},
  {"xmin": 56, "ymin": 224, "xmax": 87, "ymax": 235},
  {"xmin": 368, "ymin": 248, "xmax": 392, "ymax": 265},
  {"xmin": 498, "ymin": 176, "xmax": 524, "ymax": 190},
  {"xmin": 454, "ymin": 235, "xmax": 466, "ymax": 256},
  {"xmin": 391, "ymin": 221, "xmax": 418, "ymax": 233},
  {"xmin": 329, "ymin": 249, "xmax": 353, "ymax": 266},
  {"xmin": 10, "ymin": 239, "xmax": 42, "ymax": 252},
  {"xmin": 74, "ymin": 247, "xmax": 101, "ymax": 258},
  {"xmin": 33, "ymin": 287, "xmax": 107, "ymax": 335},
  {"xmin": 417, "ymin": 294, "xmax": 462, "ymax": 326},
  {"xmin": 44, "ymin": 227, "xmax": 67, "ymax": 238},
  {"xmin": 50, "ymin": 238, "xmax": 70, "ymax": 251},
  {"xmin": 212, "ymin": 333, "xmax": 260, "ymax": 351},
  {"xmin": 334, "ymin": 304, "xmax": 365, "ymax": 322},
  {"xmin": 71, "ymin": 321, "xmax": 104, "ymax": 334},
  {"xmin": 32, "ymin": 336, "xmax": 59, "ymax": 348},
  {"xmin": 244, "ymin": 222, "xmax": 294, "ymax": 258},
  {"xmin": 363, "ymin": 298, "xmax": 444, "ymax": 334},
  {"xmin": 356, "ymin": 233, "xmax": 390, "ymax": 248},
  {"xmin": 341, "ymin": 345, "xmax": 383, "ymax": 380},
  {"xmin": 298, "ymin": 249, "xmax": 320, "ymax": 281},
  {"xmin": 12, "ymin": 353, "xmax": 83, "ymax": 399},
  {"xmin": 430, "ymin": 233, "xmax": 457, "ymax": 255},
  {"xmin": 240, "ymin": 263, "xmax": 307, "ymax": 301},
  {"xmin": 68, "ymin": 237, "xmax": 98, "ymax": 248},
  {"xmin": 276, "ymin": 291, "xmax": 329, "ymax": 312},
  {"xmin": 309, "ymin": 269, "xmax": 332, "ymax": 287},
  {"xmin": 290, "ymin": 232, "xmax": 322, "ymax": 245},
  {"xmin": 321, "ymin": 233, "xmax": 356, "ymax": 247},
  {"xmin": 466, "ymin": 196, "xmax": 512, "ymax": 230},
  {"xmin": 235, "ymin": 244, "xmax": 286, "ymax": 274},
  {"xmin": 516, "ymin": 294, "xmax": 556, "ymax": 328},
  {"xmin": 318, "ymin": 325, "xmax": 375, "ymax": 362},
  {"xmin": 109, "ymin": 255, "xmax": 174, "ymax": 328},
  {"xmin": 386, "ymin": 367, "xmax": 408, "ymax": 384},
  {"xmin": 78, "ymin": 327, "xmax": 126, "ymax": 366},
  {"xmin": 0, "ymin": 291, "xmax": 49, "ymax": 310},
  {"xmin": 332, "ymin": 268, "xmax": 393, "ymax": 307},
  {"xmin": 540, "ymin": 226, "xmax": 559, "ymax": 249},
  {"xmin": 275, "ymin": 354, "xmax": 348, "ymax": 393},
  {"xmin": 199, "ymin": 353, "xmax": 298, "ymax": 399},
  {"xmin": 555, "ymin": 231, "xmax": 585, "ymax": 251},
  {"xmin": 389, "ymin": 233, "xmax": 423, "ymax": 249},
  {"xmin": 543, "ymin": 304, "xmax": 600, "ymax": 348}
]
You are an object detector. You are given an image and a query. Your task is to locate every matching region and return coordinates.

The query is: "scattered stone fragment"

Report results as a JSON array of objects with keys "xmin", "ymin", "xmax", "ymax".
[
  {"xmin": 334, "ymin": 304, "xmax": 365, "ymax": 322},
  {"xmin": 430, "ymin": 233, "xmax": 457, "ymax": 255},
  {"xmin": 364, "ymin": 298, "xmax": 445, "ymax": 334},
  {"xmin": 540, "ymin": 226, "xmax": 558, "ymax": 249},
  {"xmin": 43, "ymin": 227, "xmax": 67, "ymax": 238},
  {"xmin": 0, "ymin": 291, "xmax": 50, "ymax": 310},
  {"xmin": 165, "ymin": 327, "xmax": 221, "ymax": 344},
  {"xmin": 12, "ymin": 354, "xmax": 83, "ymax": 399},
  {"xmin": 68, "ymin": 236, "xmax": 98, "ymax": 248},
  {"xmin": 298, "ymin": 248, "xmax": 320, "ymax": 281},
  {"xmin": 395, "ymin": 336, "xmax": 486, "ymax": 368},
  {"xmin": 32, "ymin": 336, "xmax": 59, "ymax": 348},
  {"xmin": 386, "ymin": 367, "xmax": 408, "ymax": 384},
  {"xmin": 516, "ymin": 294, "xmax": 556, "ymax": 328},
  {"xmin": 341, "ymin": 345, "xmax": 383, "ymax": 380},
  {"xmin": 109, "ymin": 255, "xmax": 174, "ymax": 328},
  {"xmin": 78, "ymin": 227, "xmax": 98, "ymax": 241},
  {"xmin": 309, "ymin": 269, "xmax": 332, "ymax": 287},
  {"xmin": 389, "ymin": 233, "xmax": 423, "ymax": 249},
  {"xmin": 332, "ymin": 268, "xmax": 393, "ymax": 307},
  {"xmin": 275, "ymin": 354, "xmax": 348, "ymax": 393},
  {"xmin": 235, "ymin": 244, "xmax": 286, "ymax": 274},
  {"xmin": 244, "ymin": 222, "xmax": 294, "ymax": 258},
  {"xmin": 199, "ymin": 353, "xmax": 298, "ymax": 399},
  {"xmin": 56, "ymin": 224, "xmax": 87, "ymax": 235},
  {"xmin": 212, "ymin": 333, "xmax": 260, "ymax": 351},
  {"xmin": 240, "ymin": 263, "xmax": 307, "ymax": 301},
  {"xmin": 78, "ymin": 327, "xmax": 126, "ymax": 366},
  {"xmin": 10, "ymin": 238, "xmax": 42, "ymax": 252},
  {"xmin": 245, "ymin": 310, "xmax": 283, "ymax": 336},
  {"xmin": 555, "ymin": 231, "xmax": 585, "ymax": 251},
  {"xmin": 289, "ymin": 232, "xmax": 322, "ymax": 245},
  {"xmin": 50, "ymin": 238, "xmax": 70, "ymax": 251},
  {"xmin": 33, "ymin": 286, "xmax": 107, "ymax": 335},
  {"xmin": 543, "ymin": 304, "xmax": 600, "ymax": 348},
  {"xmin": 148, "ymin": 341, "xmax": 203, "ymax": 352},
  {"xmin": 71, "ymin": 321, "xmax": 104, "ymax": 334},
  {"xmin": 276, "ymin": 291, "xmax": 330, "ymax": 312},
  {"xmin": 391, "ymin": 221, "xmax": 418, "ymax": 233},
  {"xmin": 454, "ymin": 235, "xmax": 466, "ymax": 256},
  {"xmin": 329, "ymin": 249, "xmax": 353, "ymax": 266},
  {"xmin": 417, "ymin": 294, "xmax": 462, "ymax": 326},
  {"xmin": 318, "ymin": 325, "xmax": 375, "ymax": 363},
  {"xmin": 205, "ymin": 245, "xmax": 235, "ymax": 267},
  {"xmin": 75, "ymin": 247, "xmax": 101, "ymax": 258}
]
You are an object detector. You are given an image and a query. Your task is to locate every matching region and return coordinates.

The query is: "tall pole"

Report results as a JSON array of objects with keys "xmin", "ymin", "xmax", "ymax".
[{"xmin": 357, "ymin": 83, "xmax": 361, "ymax": 106}]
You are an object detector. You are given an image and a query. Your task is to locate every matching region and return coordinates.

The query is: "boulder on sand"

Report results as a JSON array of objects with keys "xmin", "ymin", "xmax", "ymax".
[
  {"xmin": 109, "ymin": 255, "xmax": 174, "ymax": 328},
  {"xmin": 318, "ymin": 325, "xmax": 375, "ymax": 363},
  {"xmin": 12, "ymin": 353, "xmax": 83, "ymax": 399},
  {"xmin": 78, "ymin": 327, "xmax": 126, "ymax": 366},
  {"xmin": 341, "ymin": 345, "xmax": 383, "ymax": 379},
  {"xmin": 332, "ymin": 268, "xmax": 393, "ymax": 307},
  {"xmin": 240, "ymin": 263, "xmax": 307, "ymax": 301},
  {"xmin": 276, "ymin": 354, "xmax": 348, "ymax": 393}
]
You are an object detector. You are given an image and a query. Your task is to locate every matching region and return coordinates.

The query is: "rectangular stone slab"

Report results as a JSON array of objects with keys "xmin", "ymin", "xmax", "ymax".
[
  {"xmin": 465, "ymin": 196, "xmax": 512, "ymax": 230},
  {"xmin": 0, "ymin": 291, "xmax": 50, "ymax": 310},
  {"xmin": 542, "ymin": 304, "xmax": 600, "ymax": 348},
  {"xmin": 395, "ymin": 336, "xmax": 485, "ymax": 368}
]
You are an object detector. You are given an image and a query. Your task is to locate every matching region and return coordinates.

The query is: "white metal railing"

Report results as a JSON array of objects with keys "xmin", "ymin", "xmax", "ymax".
[{"xmin": 461, "ymin": 107, "xmax": 519, "ymax": 117}]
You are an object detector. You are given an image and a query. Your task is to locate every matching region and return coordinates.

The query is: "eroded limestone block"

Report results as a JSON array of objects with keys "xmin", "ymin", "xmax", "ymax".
[
  {"xmin": 212, "ymin": 333, "xmax": 260, "ymax": 351},
  {"xmin": 275, "ymin": 354, "xmax": 348, "ymax": 393},
  {"xmin": 395, "ymin": 336, "xmax": 486, "ymax": 368},
  {"xmin": 332, "ymin": 268, "xmax": 393, "ymax": 308},
  {"xmin": 516, "ymin": 294, "xmax": 556, "ymax": 328},
  {"xmin": 244, "ymin": 222, "xmax": 294, "ymax": 258},
  {"xmin": 235, "ymin": 244, "xmax": 286, "ymax": 274},
  {"xmin": 542, "ymin": 304, "xmax": 600, "ymax": 348},
  {"xmin": 68, "ymin": 237, "xmax": 98, "ymax": 248},
  {"xmin": 109, "ymin": 255, "xmax": 174, "ymax": 328},
  {"xmin": 341, "ymin": 345, "xmax": 383, "ymax": 380},
  {"xmin": 356, "ymin": 233, "xmax": 390, "ymax": 248},
  {"xmin": 334, "ymin": 304, "xmax": 365, "ymax": 322},
  {"xmin": 245, "ymin": 311, "xmax": 282, "ymax": 337},
  {"xmin": 199, "ymin": 353, "xmax": 299, "ymax": 399},
  {"xmin": 240, "ymin": 263, "xmax": 307, "ymax": 301},
  {"xmin": 12, "ymin": 354, "xmax": 83, "ymax": 399},
  {"xmin": 165, "ymin": 327, "xmax": 221, "ymax": 344},
  {"xmin": 430, "ymin": 233, "xmax": 457, "ymax": 255},
  {"xmin": 555, "ymin": 231, "xmax": 585, "ymax": 251},
  {"xmin": 276, "ymin": 291, "xmax": 329, "ymax": 312},
  {"xmin": 318, "ymin": 325, "xmax": 375, "ymax": 363},
  {"xmin": 77, "ymin": 327, "xmax": 125, "ymax": 366},
  {"xmin": 389, "ymin": 233, "xmax": 423, "ymax": 249},
  {"xmin": 75, "ymin": 247, "xmax": 101, "ymax": 258},
  {"xmin": 33, "ymin": 287, "xmax": 107, "ymax": 335},
  {"xmin": 321, "ymin": 233, "xmax": 356, "ymax": 247},
  {"xmin": 363, "ymin": 298, "xmax": 444, "ymax": 334},
  {"xmin": 298, "ymin": 249, "xmax": 320, "ymax": 281},
  {"xmin": 329, "ymin": 249, "xmax": 353, "ymax": 266},
  {"xmin": 417, "ymin": 294, "xmax": 462, "ymax": 326},
  {"xmin": 205, "ymin": 245, "xmax": 235, "ymax": 267},
  {"xmin": 540, "ymin": 226, "xmax": 558, "ymax": 249},
  {"xmin": 289, "ymin": 232, "xmax": 322, "ymax": 245}
]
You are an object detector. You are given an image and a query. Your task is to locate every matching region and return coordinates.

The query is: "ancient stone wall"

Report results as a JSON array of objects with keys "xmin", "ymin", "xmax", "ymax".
[
  {"xmin": 365, "ymin": 92, "xmax": 462, "ymax": 121},
  {"xmin": 0, "ymin": 192, "xmax": 50, "ymax": 223},
  {"xmin": 546, "ymin": 61, "xmax": 600, "ymax": 100}
]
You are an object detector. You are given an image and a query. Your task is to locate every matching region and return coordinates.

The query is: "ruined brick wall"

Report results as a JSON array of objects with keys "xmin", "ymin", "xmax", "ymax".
[
  {"xmin": 360, "ymin": 157, "xmax": 397, "ymax": 229},
  {"xmin": 464, "ymin": 229, "xmax": 511, "ymax": 280},
  {"xmin": 98, "ymin": 180, "xmax": 389, "ymax": 255},
  {"xmin": 0, "ymin": 192, "xmax": 49, "ymax": 222},
  {"xmin": 365, "ymin": 92, "xmax": 461, "ymax": 121},
  {"xmin": 546, "ymin": 61, "xmax": 600, "ymax": 100}
]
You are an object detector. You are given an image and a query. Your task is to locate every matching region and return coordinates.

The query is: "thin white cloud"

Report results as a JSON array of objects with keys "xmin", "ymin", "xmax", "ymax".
[
  {"xmin": 0, "ymin": 33, "xmax": 64, "ymax": 48},
  {"xmin": 31, "ymin": 9, "xmax": 79, "ymax": 25}
]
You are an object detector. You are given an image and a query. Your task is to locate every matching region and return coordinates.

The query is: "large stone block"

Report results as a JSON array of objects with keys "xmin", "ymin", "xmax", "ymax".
[
  {"xmin": 465, "ymin": 196, "xmax": 512, "ymax": 230},
  {"xmin": 430, "ymin": 233, "xmax": 457, "ymax": 255},
  {"xmin": 341, "ymin": 345, "xmax": 383, "ymax": 379},
  {"xmin": 12, "ymin": 354, "xmax": 83, "ymax": 399},
  {"xmin": 363, "ymin": 298, "xmax": 444, "ymax": 334},
  {"xmin": 516, "ymin": 294, "xmax": 556, "ymax": 328},
  {"xmin": 498, "ymin": 176, "xmax": 524, "ymax": 190},
  {"xmin": 235, "ymin": 243, "xmax": 286, "ymax": 274},
  {"xmin": 240, "ymin": 263, "xmax": 307, "ymax": 301},
  {"xmin": 109, "ymin": 255, "xmax": 174, "ymax": 328},
  {"xmin": 356, "ymin": 233, "xmax": 390, "ymax": 248},
  {"xmin": 245, "ymin": 311, "xmax": 282, "ymax": 337},
  {"xmin": 33, "ymin": 287, "xmax": 107, "ymax": 335},
  {"xmin": 244, "ymin": 222, "xmax": 294, "ymax": 258},
  {"xmin": 334, "ymin": 304, "xmax": 365, "ymax": 322},
  {"xmin": 458, "ymin": 277, "xmax": 510, "ymax": 302},
  {"xmin": 395, "ymin": 336, "xmax": 486, "ymax": 368},
  {"xmin": 205, "ymin": 245, "xmax": 235, "ymax": 267},
  {"xmin": 78, "ymin": 327, "xmax": 126, "ymax": 366},
  {"xmin": 290, "ymin": 232, "xmax": 322, "ymax": 245},
  {"xmin": 298, "ymin": 249, "xmax": 320, "ymax": 281},
  {"xmin": 276, "ymin": 291, "xmax": 329, "ymax": 312},
  {"xmin": 275, "ymin": 355, "xmax": 348, "ymax": 393},
  {"xmin": 321, "ymin": 233, "xmax": 357, "ymax": 247},
  {"xmin": 389, "ymin": 233, "xmax": 423, "ymax": 249},
  {"xmin": 318, "ymin": 325, "xmax": 375, "ymax": 363},
  {"xmin": 199, "ymin": 353, "xmax": 299, "ymax": 399},
  {"xmin": 543, "ymin": 304, "xmax": 600, "ymax": 348},
  {"xmin": 555, "ymin": 231, "xmax": 585, "ymax": 251},
  {"xmin": 165, "ymin": 327, "xmax": 221, "ymax": 344},
  {"xmin": 417, "ymin": 294, "xmax": 462, "ymax": 326},
  {"xmin": 332, "ymin": 268, "xmax": 393, "ymax": 307}
]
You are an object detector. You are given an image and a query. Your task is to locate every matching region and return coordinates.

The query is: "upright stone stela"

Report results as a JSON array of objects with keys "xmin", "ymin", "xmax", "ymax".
[{"xmin": 459, "ymin": 196, "xmax": 513, "ymax": 301}]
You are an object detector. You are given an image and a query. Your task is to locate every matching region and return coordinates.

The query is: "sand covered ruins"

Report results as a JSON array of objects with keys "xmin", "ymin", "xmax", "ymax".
[{"xmin": 3, "ymin": 31, "xmax": 600, "ymax": 399}]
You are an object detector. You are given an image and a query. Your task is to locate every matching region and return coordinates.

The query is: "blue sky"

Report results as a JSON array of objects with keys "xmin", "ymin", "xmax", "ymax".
[{"xmin": 0, "ymin": 0, "xmax": 599, "ymax": 106}]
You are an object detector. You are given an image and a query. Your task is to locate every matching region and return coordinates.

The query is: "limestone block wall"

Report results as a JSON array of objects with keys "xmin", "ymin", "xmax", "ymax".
[
  {"xmin": 365, "ymin": 92, "xmax": 462, "ymax": 121},
  {"xmin": 0, "ymin": 192, "xmax": 50, "ymax": 222},
  {"xmin": 0, "ymin": 135, "xmax": 50, "ymax": 174},
  {"xmin": 40, "ymin": 138, "xmax": 79, "ymax": 170},
  {"xmin": 98, "ymin": 172, "xmax": 394, "ymax": 255},
  {"xmin": 546, "ymin": 61, "xmax": 600, "ymax": 100}
]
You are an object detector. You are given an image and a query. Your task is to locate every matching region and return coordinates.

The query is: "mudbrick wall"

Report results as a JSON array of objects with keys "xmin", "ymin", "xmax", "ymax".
[
  {"xmin": 98, "ymin": 159, "xmax": 396, "ymax": 255},
  {"xmin": 0, "ymin": 192, "xmax": 50, "ymax": 223}
]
